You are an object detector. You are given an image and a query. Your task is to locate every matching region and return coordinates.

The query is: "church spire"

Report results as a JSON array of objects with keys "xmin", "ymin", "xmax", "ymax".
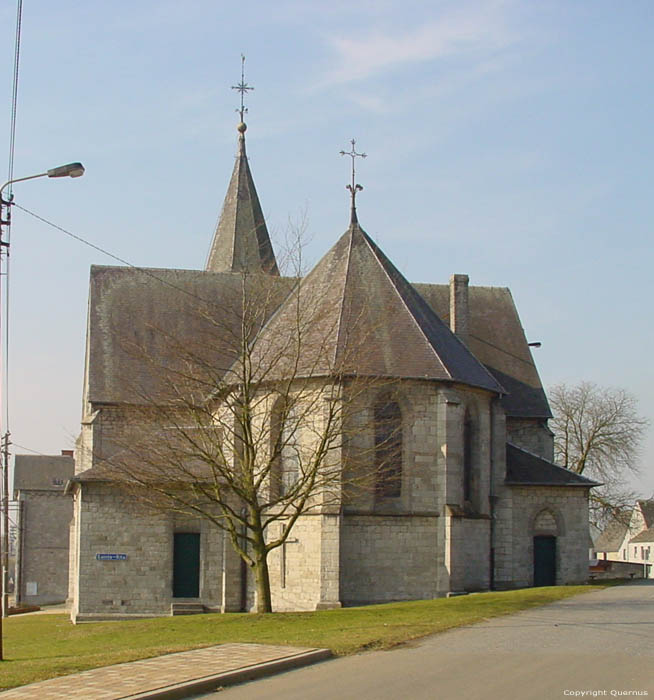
[
  {"xmin": 205, "ymin": 56, "xmax": 279, "ymax": 276},
  {"xmin": 340, "ymin": 138, "xmax": 366, "ymax": 226}
]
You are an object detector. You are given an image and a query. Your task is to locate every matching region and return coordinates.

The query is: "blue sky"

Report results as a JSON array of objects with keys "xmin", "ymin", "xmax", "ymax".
[{"xmin": 0, "ymin": 0, "xmax": 652, "ymax": 495}]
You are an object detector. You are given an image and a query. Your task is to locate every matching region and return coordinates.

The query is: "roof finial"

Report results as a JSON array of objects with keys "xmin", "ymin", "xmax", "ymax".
[
  {"xmin": 340, "ymin": 138, "xmax": 366, "ymax": 225},
  {"xmin": 232, "ymin": 54, "xmax": 254, "ymax": 136}
]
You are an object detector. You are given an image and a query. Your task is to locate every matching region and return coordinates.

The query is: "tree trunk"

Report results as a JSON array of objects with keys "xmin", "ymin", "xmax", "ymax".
[{"xmin": 251, "ymin": 534, "xmax": 273, "ymax": 613}]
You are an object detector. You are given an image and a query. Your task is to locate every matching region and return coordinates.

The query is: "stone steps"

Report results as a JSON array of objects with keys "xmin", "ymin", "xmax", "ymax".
[{"xmin": 171, "ymin": 602, "xmax": 206, "ymax": 616}]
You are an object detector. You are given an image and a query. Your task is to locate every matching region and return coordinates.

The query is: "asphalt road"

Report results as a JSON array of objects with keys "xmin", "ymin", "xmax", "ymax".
[{"xmin": 198, "ymin": 581, "xmax": 654, "ymax": 700}]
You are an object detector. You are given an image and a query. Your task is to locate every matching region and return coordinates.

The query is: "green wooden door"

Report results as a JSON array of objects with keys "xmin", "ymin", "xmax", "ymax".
[
  {"xmin": 173, "ymin": 532, "xmax": 200, "ymax": 598},
  {"xmin": 533, "ymin": 535, "xmax": 556, "ymax": 587}
]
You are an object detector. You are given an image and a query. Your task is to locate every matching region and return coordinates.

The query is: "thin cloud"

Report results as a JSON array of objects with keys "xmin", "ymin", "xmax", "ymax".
[{"xmin": 320, "ymin": 2, "xmax": 515, "ymax": 87}]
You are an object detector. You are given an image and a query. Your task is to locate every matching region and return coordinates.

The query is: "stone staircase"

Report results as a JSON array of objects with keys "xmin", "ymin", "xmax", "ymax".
[{"xmin": 171, "ymin": 602, "xmax": 206, "ymax": 616}]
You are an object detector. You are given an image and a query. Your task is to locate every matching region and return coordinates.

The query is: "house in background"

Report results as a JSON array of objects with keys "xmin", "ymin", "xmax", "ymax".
[
  {"xmin": 595, "ymin": 500, "xmax": 654, "ymax": 579},
  {"xmin": 13, "ymin": 452, "xmax": 74, "ymax": 605}
]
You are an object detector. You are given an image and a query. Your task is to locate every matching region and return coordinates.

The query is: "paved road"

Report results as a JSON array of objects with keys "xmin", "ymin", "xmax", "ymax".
[{"xmin": 198, "ymin": 581, "xmax": 654, "ymax": 700}]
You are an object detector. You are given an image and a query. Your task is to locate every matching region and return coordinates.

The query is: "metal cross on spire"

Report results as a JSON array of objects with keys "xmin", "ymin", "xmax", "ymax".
[
  {"xmin": 232, "ymin": 54, "xmax": 254, "ymax": 124},
  {"xmin": 340, "ymin": 139, "xmax": 367, "ymax": 224}
]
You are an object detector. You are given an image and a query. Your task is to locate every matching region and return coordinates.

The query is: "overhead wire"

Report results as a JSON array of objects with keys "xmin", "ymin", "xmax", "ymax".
[
  {"xmin": 7, "ymin": 0, "xmax": 23, "ymax": 189},
  {"xmin": 11, "ymin": 442, "xmax": 49, "ymax": 457},
  {"xmin": 15, "ymin": 203, "xmax": 231, "ymax": 309}
]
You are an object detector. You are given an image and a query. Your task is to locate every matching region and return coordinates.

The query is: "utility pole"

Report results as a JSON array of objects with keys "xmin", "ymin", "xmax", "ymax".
[
  {"xmin": 1, "ymin": 431, "xmax": 10, "ymax": 619},
  {"xmin": 0, "ymin": 186, "xmax": 9, "ymax": 661},
  {"xmin": 0, "ymin": 163, "xmax": 84, "ymax": 662}
]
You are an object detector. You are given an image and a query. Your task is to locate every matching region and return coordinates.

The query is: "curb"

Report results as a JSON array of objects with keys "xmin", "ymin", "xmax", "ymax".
[{"xmin": 123, "ymin": 648, "xmax": 332, "ymax": 700}]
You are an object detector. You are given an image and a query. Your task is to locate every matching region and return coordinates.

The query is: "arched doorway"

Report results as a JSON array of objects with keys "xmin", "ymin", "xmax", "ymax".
[
  {"xmin": 533, "ymin": 535, "xmax": 556, "ymax": 586},
  {"xmin": 532, "ymin": 508, "xmax": 559, "ymax": 587}
]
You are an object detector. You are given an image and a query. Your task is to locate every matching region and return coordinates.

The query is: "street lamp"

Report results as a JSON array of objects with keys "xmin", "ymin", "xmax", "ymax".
[
  {"xmin": 0, "ymin": 162, "xmax": 85, "ymax": 199},
  {"xmin": 0, "ymin": 162, "xmax": 84, "ymax": 659}
]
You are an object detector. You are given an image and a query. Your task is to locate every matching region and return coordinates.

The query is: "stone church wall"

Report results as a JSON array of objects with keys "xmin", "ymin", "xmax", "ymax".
[
  {"xmin": 72, "ymin": 483, "xmax": 227, "ymax": 621},
  {"xmin": 508, "ymin": 486, "xmax": 590, "ymax": 587},
  {"xmin": 506, "ymin": 419, "xmax": 554, "ymax": 461},
  {"xmin": 339, "ymin": 515, "xmax": 439, "ymax": 605},
  {"xmin": 267, "ymin": 515, "xmax": 324, "ymax": 612},
  {"xmin": 461, "ymin": 517, "xmax": 492, "ymax": 590}
]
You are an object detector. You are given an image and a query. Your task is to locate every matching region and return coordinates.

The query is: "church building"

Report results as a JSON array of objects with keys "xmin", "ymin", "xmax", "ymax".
[{"xmin": 66, "ymin": 93, "xmax": 597, "ymax": 621}]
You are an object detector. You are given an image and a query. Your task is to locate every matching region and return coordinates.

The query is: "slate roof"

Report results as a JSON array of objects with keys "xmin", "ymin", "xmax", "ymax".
[
  {"xmin": 67, "ymin": 462, "xmax": 212, "ymax": 489},
  {"xmin": 67, "ymin": 466, "xmax": 110, "ymax": 484},
  {"xmin": 630, "ymin": 528, "xmax": 654, "ymax": 544},
  {"xmin": 14, "ymin": 454, "xmax": 74, "ymax": 494},
  {"xmin": 637, "ymin": 499, "xmax": 654, "ymax": 528},
  {"xmin": 505, "ymin": 442, "xmax": 599, "ymax": 487},
  {"xmin": 86, "ymin": 220, "xmax": 553, "ymax": 415},
  {"xmin": 595, "ymin": 519, "xmax": 629, "ymax": 552},
  {"xmin": 249, "ymin": 222, "xmax": 504, "ymax": 391},
  {"xmin": 86, "ymin": 265, "xmax": 292, "ymax": 404},
  {"xmin": 85, "ymin": 267, "xmax": 550, "ymax": 407},
  {"xmin": 414, "ymin": 284, "xmax": 550, "ymax": 419},
  {"xmin": 205, "ymin": 130, "xmax": 279, "ymax": 275}
]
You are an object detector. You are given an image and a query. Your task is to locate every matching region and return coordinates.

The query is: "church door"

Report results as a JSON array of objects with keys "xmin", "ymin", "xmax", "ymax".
[
  {"xmin": 533, "ymin": 535, "xmax": 556, "ymax": 586},
  {"xmin": 173, "ymin": 532, "xmax": 200, "ymax": 598}
]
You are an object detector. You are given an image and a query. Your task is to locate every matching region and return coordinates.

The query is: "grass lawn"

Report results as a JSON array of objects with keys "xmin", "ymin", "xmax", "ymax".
[{"xmin": 0, "ymin": 583, "xmax": 616, "ymax": 691}]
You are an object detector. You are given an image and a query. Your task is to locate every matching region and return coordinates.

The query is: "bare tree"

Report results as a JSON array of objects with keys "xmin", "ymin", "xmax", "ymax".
[
  {"xmin": 94, "ymin": 242, "xmax": 394, "ymax": 613},
  {"xmin": 549, "ymin": 381, "xmax": 649, "ymax": 526}
]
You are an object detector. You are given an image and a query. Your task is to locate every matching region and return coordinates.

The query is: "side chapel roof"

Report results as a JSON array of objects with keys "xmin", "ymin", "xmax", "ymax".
[
  {"xmin": 249, "ymin": 221, "xmax": 504, "ymax": 391},
  {"xmin": 505, "ymin": 442, "xmax": 600, "ymax": 487}
]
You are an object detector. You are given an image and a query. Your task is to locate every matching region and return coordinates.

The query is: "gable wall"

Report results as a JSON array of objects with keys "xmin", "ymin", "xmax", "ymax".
[{"xmin": 506, "ymin": 418, "xmax": 554, "ymax": 461}]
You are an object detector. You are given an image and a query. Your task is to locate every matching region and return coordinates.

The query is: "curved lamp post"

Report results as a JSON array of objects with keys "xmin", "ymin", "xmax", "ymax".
[
  {"xmin": 0, "ymin": 161, "xmax": 85, "ymax": 201},
  {"xmin": 0, "ymin": 163, "xmax": 84, "ymax": 657}
]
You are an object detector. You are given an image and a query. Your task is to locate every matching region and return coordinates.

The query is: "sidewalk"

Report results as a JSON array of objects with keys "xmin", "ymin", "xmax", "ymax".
[{"xmin": 0, "ymin": 643, "xmax": 331, "ymax": 699}]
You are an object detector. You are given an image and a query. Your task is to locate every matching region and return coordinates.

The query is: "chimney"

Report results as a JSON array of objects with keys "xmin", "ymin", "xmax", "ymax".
[{"xmin": 449, "ymin": 274, "xmax": 469, "ymax": 346}]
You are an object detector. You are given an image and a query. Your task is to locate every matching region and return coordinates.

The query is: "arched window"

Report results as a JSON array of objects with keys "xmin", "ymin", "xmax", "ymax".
[
  {"xmin": 463, "ymin": 410, "xmax": 473, "ymax": 503},
  {"xmin": 271, "ymin": 398, "xmax": 300, "ymax": 498},
  {"xmin": 280, "ymin": 405, "xmax": 300, "ymax": 496},
  {"xmin": 374, "ymin": 398, "xmax": 402, "ymax": 498}
]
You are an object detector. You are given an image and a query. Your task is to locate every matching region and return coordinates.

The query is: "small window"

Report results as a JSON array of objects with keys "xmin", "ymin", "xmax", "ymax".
[
  {"xmin": 52, "ymin": 478, "xmax": 64, "ymax": 486},
  {"xmin": 374, "ymin": 398, "xmax": 402, "ymax": 498}
]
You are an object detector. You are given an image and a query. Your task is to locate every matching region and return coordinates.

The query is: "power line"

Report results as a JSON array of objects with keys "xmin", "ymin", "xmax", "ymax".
[
  {"xmin": 11, "ymin": 442, "xmax": 49, "ymax": 457},
  {"xmin": 14, "ymin": 203, "xmax": 224, "ymax": 310},
  {"xmin": 7, "ymin": 0, "xmax": 22, "ymax": 189}
]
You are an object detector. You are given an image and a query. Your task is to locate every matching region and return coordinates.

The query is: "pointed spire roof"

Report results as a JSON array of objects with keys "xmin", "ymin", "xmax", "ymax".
[
  {"xmin": 205, "ymin": 126, "xmax": 279, "ymax": 275},
  {"xmin": 251, "ymin": 220, "xmax": 505, "ymax": 392}
]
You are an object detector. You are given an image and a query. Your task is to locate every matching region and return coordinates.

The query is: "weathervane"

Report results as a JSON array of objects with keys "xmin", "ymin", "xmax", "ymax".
[
  {"xmin": 232, "ymin": 54, "xmax": 254, "ymax": 126},
  {"xmin": 340, "ymin": 138, "xmax": 367, "ymax": 224}
]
